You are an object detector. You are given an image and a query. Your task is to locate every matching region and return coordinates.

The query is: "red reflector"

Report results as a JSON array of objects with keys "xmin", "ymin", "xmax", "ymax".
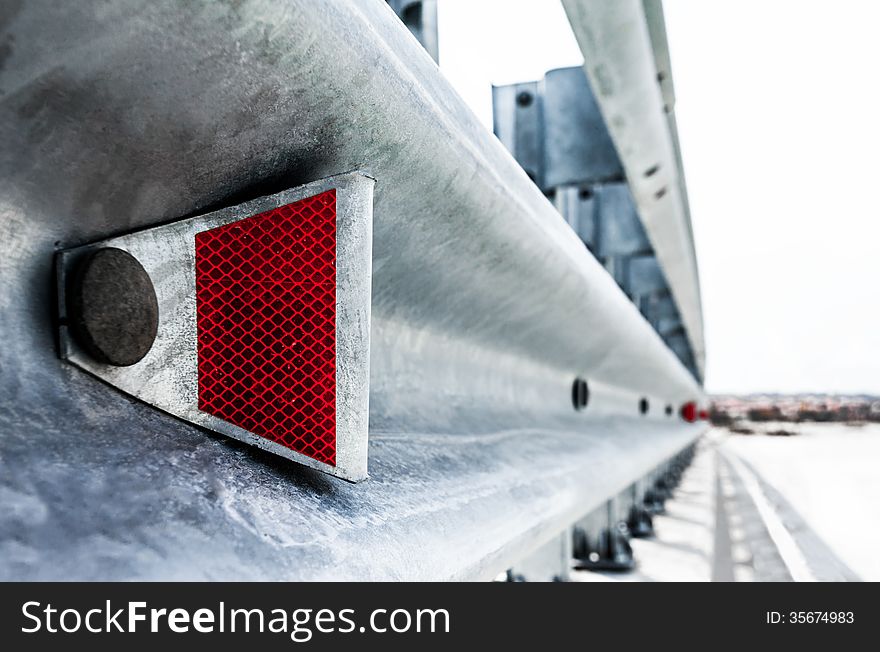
[
  {"xmin": 680, "ymin": 401, "xmax": 697, "ymax": 423},
  {"xmin": 195, "ymin": 190, "xmax": 337, "ymax": 466}
]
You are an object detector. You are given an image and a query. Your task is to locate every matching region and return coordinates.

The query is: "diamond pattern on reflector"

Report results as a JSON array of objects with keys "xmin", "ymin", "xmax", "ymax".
[{"xmin": 195, "ymin": 190, "xmax": 336, "ymax": 465}]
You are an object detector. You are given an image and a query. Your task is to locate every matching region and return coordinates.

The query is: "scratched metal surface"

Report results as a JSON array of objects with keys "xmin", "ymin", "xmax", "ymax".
[{"xmin": 0, "ymin": 0, "xmax": 704, "ymax": 579}]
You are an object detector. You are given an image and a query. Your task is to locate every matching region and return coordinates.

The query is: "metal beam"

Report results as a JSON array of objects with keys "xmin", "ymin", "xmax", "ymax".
[
  {"xmin": 561, "ymin": 0, "xmax": 705, "ymax": 379},
  {"xmin": 0, "ymin": 0, "xmax": 705, "ymax": 580}
]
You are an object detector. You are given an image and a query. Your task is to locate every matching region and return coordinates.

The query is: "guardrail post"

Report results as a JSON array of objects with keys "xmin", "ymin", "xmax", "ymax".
[
  {"xmin": 492, "ymin": 66, "xmax": 699, "ymax": 374},
  {"xmin": 492, "ymin": 81, "xmax": 545, "ymax": 186},
  {"xmin": 572, "ymin": 498, "xmax": 635, "ymax": 572},
  {"xmin": 626, "ymin": 481, "xmax": 655, "ymax": 538},
  {"xmin": 386, "ymin": 0, "xmax": 440, "ymax": 63},
  {"xmin": 505, "ymin": 529, "xmax": 573, "ymax": 582}
]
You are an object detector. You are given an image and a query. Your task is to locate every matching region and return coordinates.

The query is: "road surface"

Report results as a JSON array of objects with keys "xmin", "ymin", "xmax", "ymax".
[{"xmin": 575, "ymin": 423, "xmax": 877, "ymax": 581}]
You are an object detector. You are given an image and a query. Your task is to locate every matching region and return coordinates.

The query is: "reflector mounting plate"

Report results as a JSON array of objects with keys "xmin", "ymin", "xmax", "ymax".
[{"xmin": 56, "ymin": 172, "xmax": 374, "ymax": 482}]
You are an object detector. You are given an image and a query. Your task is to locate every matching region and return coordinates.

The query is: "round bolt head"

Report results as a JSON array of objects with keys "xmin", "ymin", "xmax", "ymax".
[
  {"xmin": 68, "ymin": 247, "xmax": 159, "ymax": 366},
  {"xmin": 516, "ymin": 91, "xmax": 533, "ymax": 107}
]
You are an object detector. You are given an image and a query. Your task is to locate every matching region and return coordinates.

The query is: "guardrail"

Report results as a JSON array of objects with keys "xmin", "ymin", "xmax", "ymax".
[
  {"xmin": 0, "ymin": 0, "xmax": 706, "ymax": 580},
  {"xmin": 562, "ymin": 0, "xmax": 706, "ymax": 379}
]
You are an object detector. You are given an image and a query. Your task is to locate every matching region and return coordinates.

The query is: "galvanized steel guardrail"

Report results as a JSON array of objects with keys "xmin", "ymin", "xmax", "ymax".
[
  {"xmin": 0, "ymin": 0, "xmax": 706, "ymax": 580},
  {"xmin": 562, "ymin": 0, "xmax": 706, "ymax": 378}
]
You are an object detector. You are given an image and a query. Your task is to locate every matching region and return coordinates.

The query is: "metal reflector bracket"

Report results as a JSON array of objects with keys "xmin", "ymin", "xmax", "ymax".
[{"xmin": 56, "ymin": 171, "xmax": 374, "ymax": 482}]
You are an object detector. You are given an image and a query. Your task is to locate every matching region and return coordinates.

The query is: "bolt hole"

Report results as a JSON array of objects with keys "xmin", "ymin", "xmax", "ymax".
[
  {"xmin": 654, "ymin": 187, "xmax": 667, "ymax": 200},
  {"xmin": 639, "ymin": 397, "xmax": 649, "ymax": 415},
  {"xmin": 644, "ymin": 164, "xmax": 660, "ymax": 178},
  {"xmin": 516, "ymin": 91, "xmax": 533, "ymax": 107},
  {"xmin": 572, "ymin": 377, "xmax": 590, "ymax": 411},
  {"xmin": 578, "ymin": 187, "xmax": 593, "ymax": 200},
  {"xmin": 665, "ymin": 404, "xmax": 673, "ymax": 416}
]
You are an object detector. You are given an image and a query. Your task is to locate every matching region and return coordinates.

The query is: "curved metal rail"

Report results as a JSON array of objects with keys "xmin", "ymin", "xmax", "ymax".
[{"xmin": 0, "ymin": 0, "xmax": 705, "ymax": 580}]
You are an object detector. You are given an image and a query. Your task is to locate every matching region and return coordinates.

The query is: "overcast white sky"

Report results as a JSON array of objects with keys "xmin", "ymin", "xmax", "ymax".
[{"xmin": 437, "ymin": 0, "xmax": 880, "ymax": 395}]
